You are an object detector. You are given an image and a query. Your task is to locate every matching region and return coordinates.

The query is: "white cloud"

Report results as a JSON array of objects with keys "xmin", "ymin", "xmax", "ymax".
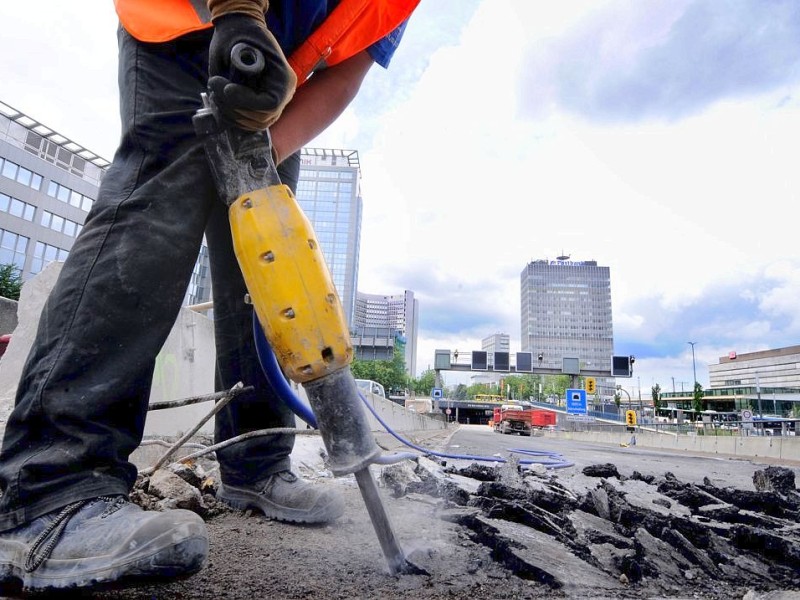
[{"xmin": 759, "ymin": 261, "xmax": 800, "ymax": 332}]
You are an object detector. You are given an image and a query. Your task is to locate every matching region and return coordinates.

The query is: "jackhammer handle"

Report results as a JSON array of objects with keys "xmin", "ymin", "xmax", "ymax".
[{"xmin": 229, "ymin": 42, "xmax": 266, "ymax": 86}]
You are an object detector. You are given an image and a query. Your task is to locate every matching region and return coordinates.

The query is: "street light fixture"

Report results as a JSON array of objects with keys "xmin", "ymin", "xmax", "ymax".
[{"xmin": 687, "ymin": 342, "xmax": 697, "ymax": 390}]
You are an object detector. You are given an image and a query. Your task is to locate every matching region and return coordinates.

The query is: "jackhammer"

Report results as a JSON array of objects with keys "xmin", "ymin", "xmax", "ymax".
[{"xmin": 192, "ymin": 43, "xmax": 417, "ymax": 575}]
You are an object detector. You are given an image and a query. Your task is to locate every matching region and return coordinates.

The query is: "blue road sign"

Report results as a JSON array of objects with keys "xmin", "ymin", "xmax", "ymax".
[{"xmin": 566, "ymin": 388, "xmax": 587, "ymax": 415}]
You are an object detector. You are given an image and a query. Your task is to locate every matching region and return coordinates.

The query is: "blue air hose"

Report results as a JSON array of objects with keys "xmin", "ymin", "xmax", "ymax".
[
  {"xmin": 252, "ymin": 315, "xmax": 318, "ymax": 428},
  {"xmin": 252, "ymin": 315, "xmax": 573, "ymax": 469}
]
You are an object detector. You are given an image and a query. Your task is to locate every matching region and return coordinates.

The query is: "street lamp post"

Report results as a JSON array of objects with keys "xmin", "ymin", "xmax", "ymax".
[
  {"xmin": 755, "ymin": 373, "xmax": 763, "ymax": 418},
  {"xmin": 637, "ymin": 376, "xmax": 643, "ymax": 413},
  {"xmin": 616, "ymin": 384, "xmax": 632, "ymax": 412},
  {"xmin": 687, "ymin": 342, "xmax": 697, "ymax": 391}
]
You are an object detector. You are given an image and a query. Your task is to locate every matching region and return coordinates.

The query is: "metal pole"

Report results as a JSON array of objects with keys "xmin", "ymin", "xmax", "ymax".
[
  {"xmin": 688, "ymin": 342, "xmax": 697, "ymax": 389},
  {"xmin": 756, "ymin": 373, "xmax": 763, "ymax": 418},
  {"xmin": 637, "ymin": 377, "xmax": 643, "ymax": 413}
]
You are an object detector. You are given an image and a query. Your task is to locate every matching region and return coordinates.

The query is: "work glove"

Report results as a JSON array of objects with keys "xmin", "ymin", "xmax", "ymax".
[{"xmin": 208, "ymin": 12, "xmax": 297, "ymax": 131}]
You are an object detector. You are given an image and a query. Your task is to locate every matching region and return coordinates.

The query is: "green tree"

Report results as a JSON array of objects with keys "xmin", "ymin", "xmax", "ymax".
[
  {"xmin": 451, "ymin": 383, "xmax": 467, "ymax": 401},
  {"xmin": 350, "ymin": 347, "xmax": 409, "ymax": 396},
  {"xmin": 0, "ymin": 264, "xmax": 22, "ymax": 301},
  {"xmin": 504, "ymin": 374, "xmax": 539, "ymax": 402},
  {"xmin": 651, "ymin": 383, "xmax": 662, "ymax": 413},
  {"xmin": 411, "ymin": 369, "xmax": 437, "ymax": 396},
  {"xmin": 542, "ymin": 374, "xmax": 571, "ymax": 403},
  {"xmin": 692, "ymin": 382, "xmax": 705, "ymax": 417},
  {"xmin": 614, "ymin": 392, "xmax": 622, "ymax": 414}
]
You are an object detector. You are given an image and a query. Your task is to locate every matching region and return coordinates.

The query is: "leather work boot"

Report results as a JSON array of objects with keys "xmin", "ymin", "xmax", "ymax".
[
  {"xmin": 0, "ymin": 495, "xmax": 208, "ymax": 593},
  {"xmin": 218, "ymin": 471, "xmax": 345, "ymax": 524}
]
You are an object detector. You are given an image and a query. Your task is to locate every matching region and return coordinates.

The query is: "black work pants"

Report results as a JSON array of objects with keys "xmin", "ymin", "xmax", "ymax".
[{"xmin": 0, "ymin": 27, "xmax": 296, "ymax": 531}]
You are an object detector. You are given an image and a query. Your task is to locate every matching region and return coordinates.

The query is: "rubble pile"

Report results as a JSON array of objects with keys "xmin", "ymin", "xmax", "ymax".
[
  {"xmin": 382, "ymin": 458, "xmax": 800, "ymax": 598},
  {"xmin": 130, "ymin": 460, "xmax": 233, "ymax": 519}
]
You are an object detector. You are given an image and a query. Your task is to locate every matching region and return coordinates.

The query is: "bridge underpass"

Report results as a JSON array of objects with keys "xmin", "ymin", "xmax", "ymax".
[{"xmin": 429, "ymin": 349, "xmax": 635, "ymax": 424}]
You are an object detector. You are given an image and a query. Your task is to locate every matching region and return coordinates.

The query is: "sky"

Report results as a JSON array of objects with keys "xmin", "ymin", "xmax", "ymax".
[{"xmin": 2, "ymin": 1, "xmax": 799, "ymax": 397}]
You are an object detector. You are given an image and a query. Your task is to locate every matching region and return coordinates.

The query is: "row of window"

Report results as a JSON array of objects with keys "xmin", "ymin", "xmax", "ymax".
[
  {"xmin": 46, "ymin": 181, "xmax": 94, "ymax": 213},
  {"xmin": 0, "ymin": 157, "xmax": 44, "ymax": 191},
  {"xmin": 0, "ymin": 193, "xmax": 36, "ymax": 222},
  {"xmin": 1, "ymin": 189, "xmax": 85, "ymax": 238},
  {"xmin": 41, "ymin": 210, "xmax": 83, "ymax": 238},
  {"xmin": 300, "ymin": 192, "xmax": 351, "ymax": 204},
  {"xmin": 296, "ymin": 182, "xmax": 354, "ymax": 195},
  {"xmin": 0, "ymin": 227, "xmax": 69, "ymax": 274},
  {"xmin": 1, "ymin": 155, "xmax": 94, "ymax": 225},
  {"xmin": 298, "ymin": 169, "xmax": 354, "ymax": 180},
  {"xmin": 309, "ymin": 220, "xmax": 351, "ymax": 233}
]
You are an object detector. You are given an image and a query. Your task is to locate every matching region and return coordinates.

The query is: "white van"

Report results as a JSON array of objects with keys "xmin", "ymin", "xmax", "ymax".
[{"xmin": 354, "ymin": 379, "xmax": 386, "ymax": 399}]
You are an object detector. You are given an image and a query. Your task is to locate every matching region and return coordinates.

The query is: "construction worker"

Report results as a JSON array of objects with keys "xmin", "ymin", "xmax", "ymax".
[{"xmin": 0, "ymin": 0, "xmax": 418, "ymax": 593}]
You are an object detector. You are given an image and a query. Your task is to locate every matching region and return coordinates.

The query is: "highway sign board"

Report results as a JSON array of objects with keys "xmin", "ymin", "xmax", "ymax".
[{"xmin": 566, "ymin": 388, "xmax": 587, "ymax": 415}]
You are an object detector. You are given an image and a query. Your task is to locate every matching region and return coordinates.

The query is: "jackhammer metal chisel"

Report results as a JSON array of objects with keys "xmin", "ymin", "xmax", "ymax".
[{"xmin": 192, "ymin": 42, "xmax": 418, "ymax": 575}]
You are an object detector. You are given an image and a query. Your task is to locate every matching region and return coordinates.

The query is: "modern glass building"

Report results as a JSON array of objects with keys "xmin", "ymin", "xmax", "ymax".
[
  {"xmin": 521, "ymin": 258, "xmax": 614, "ymax": 393},
  {"xmin": 0, "ymin": 101, "xmax": 106, "ymax": 281},
  {"xmin": 352, "ymin": 290, "xmax": 419, "ymax": 375},
  {"xmin": 709, "ymin": 345, "xmax": 800, "ymax": 391},
  {"xmin": 296, "ymin": 148, "xmax": 362, "ymax": 327}
]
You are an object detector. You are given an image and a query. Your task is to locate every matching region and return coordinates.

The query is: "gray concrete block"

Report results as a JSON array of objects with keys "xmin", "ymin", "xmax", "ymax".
[
  {"xmin": 0, "ymin": 296, "xmax": 17, "ymax": 336},
  {"xmin": 0, "ymin": 262, "xmax": 63, "ymax": 416}
]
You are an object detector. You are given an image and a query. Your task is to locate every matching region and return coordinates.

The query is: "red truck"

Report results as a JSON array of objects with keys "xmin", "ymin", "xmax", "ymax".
[{"xmin": 492, "ymin": 404, "xmax": 556, "ymax": 436}]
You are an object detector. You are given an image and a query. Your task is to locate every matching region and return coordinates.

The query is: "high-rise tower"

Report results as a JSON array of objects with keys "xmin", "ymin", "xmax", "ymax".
[
  {"xmin": 296, "ymin": 148, "xmax": 362, "ymax": 327},
  {"xmin": 521, "ymin": 258, "xmax": 613, "ymax": 381}
]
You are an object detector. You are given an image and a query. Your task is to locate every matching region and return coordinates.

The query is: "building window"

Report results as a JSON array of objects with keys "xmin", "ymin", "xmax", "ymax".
[{"xmin": 0, "ymin": 228, "xmax": 29, "ymax": 270}]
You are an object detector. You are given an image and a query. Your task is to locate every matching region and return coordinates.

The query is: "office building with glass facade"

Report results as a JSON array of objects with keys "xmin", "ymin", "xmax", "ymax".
[
  {"xmin": 296, "ymin": 148, "xmax": 362, "ymax": 327},
  {"xmin": 352, "ymin": 290, "xmax": 419, "ymax": 375},
  {"xmin": 521, "ymin": 258, "xmax": 614, "ymax": 393},
  {"xmin": 0, "ymin": 101, "xmax": 106, "ymax": 280}
]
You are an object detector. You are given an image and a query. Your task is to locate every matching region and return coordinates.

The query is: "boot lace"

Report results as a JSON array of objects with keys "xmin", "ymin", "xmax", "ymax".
[{"xmin": 24, "ymin": 496, "xmax": 125, "ymax": 573}]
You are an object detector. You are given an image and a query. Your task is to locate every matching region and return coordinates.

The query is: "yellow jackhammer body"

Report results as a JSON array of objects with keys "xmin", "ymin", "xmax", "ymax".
[{"xmin": 192, "ymin": 43, "xmax": 415, "ymax": 575}]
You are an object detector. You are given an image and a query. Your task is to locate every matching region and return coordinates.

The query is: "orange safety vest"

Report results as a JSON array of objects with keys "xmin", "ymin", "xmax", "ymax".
[{"xmin": 114, "ymin": 0, "xmax": 419, "ymax": 83}]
